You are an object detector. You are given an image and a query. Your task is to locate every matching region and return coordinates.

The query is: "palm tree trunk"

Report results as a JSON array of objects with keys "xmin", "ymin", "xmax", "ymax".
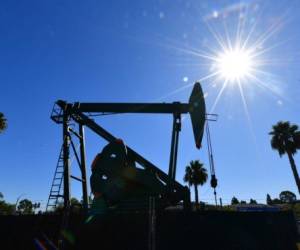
[
  {"xmin": 194, "ymin": 184, "xmax": 199, "ymax": 208},
  {"xmin": 287, "ymin": 151, "xmax": 300, "ymax": 195}
]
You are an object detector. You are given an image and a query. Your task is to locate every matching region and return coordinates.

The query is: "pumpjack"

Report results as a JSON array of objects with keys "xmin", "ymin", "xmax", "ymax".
[{"xmin": 49, "ymin": 82, "xmax": 210, "ymax": 213}]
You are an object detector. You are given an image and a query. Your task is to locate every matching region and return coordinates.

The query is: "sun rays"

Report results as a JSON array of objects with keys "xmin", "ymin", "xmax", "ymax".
[
  {"xmin": 156, "ymin": 2, "xmax": 288, "ymax": 117},
  {"xmin": 216, "ymin": 47, "xmax": 254, "ymax": 82}
]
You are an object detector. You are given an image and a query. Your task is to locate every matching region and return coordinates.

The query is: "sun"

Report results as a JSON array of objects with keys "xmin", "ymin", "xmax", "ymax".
[
  {"xmin": 216, "ymin": 47, "xmax": 253, "ymax": 82},
  {"xmin": 160, "ymin": 4, "xmax": 286, "ymax": 114}
]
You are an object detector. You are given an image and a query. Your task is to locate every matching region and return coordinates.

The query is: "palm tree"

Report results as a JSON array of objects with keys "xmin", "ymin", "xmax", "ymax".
[
  {"xmin": 0, "ymin": 112, "xmax": 7, "ymax": 133},
  {"xmin": 270, "ymin": 121, "xmax": 300, "ymax": 194},
  {"xmin": 183, "ymin": 160, "xmax": 208, "ymax": 207}
]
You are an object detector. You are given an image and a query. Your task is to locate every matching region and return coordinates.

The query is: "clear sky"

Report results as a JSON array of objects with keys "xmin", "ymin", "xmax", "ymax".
[{"xmin": 1, "ymin": 0, "xmax": 300, "ymax": 208}]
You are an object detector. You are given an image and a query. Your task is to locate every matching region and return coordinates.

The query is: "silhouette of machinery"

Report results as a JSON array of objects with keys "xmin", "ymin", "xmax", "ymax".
[
  {"xmin": 90, "ymin": 139, "xmax": 170, "ymax": 210},
  {"xmin": 49, "ymin": 82, "xmax": 213, "ymax": 212}
]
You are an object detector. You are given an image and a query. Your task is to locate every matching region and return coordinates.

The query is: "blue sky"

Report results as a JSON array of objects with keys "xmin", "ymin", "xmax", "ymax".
[{"xmin": 1, "ymin": 0, "xmax": 300, "ymax": 208}]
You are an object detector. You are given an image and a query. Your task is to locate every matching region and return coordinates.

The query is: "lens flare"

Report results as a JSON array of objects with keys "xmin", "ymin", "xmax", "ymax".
[
  {"xmin": 217, "ymin": 48, "xmax": 253, "ymax": 82},
  {"xmin": 155, "ymin": 2, "xmax": 287, "ymax": 116}
]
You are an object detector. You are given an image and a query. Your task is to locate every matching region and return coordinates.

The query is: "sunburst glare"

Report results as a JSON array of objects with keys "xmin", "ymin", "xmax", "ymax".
[
  {"xmin": 153, "ymin": 1, "xmax": 291, "ymax": 118},
  {"xmin": 216, "ymin": 47, "xmax": 253, "ymax": 83},
  {"xmin": 158, "ymin": 3, "xmax": 288, "ymax": 109}
]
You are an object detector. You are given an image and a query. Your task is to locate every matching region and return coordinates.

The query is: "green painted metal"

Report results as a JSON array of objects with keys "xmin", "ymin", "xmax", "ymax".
[
  {"xmin": 90, "ymin": 140, "xmax": 167, "ymax": 210},
  {"xmin": 52, "ymin": 82, "xmax": 206, "ymax": 213}
]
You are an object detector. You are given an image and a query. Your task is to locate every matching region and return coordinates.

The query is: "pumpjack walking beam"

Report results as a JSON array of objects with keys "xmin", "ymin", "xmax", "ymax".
[{"xmin": 64, "ymin": 102, "xmax": 190, "ymax": 114}]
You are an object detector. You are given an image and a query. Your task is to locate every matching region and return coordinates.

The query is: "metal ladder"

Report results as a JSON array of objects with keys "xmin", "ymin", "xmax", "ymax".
[{"xmin": 46, "ymin": 146, "xmax": 64, "ymax": 211}]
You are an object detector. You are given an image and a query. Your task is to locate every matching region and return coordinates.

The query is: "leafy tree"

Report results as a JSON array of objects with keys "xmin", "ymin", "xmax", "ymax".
[
  {"xmin": 183, "ymin": 166, "xmax": 193, "ymax": 191},
  {"xmin": 272, "ymin": 198, "xmax": 282, "ymax": 204},
  {"xmin": 70, "ymin": 197, "xmax": 81, "ymax": 207},
  {"xmin": 183, "ymin": 160, "xmax": 208, "ymax": 207},
  {"xmin": 53, "ymin": 198, "xmax": 82, "ymax": 213},
  {"xmin": 0, "ymin": 201, "xmax": 14, "ymax": 215},
  {"xmin": 240, "ymin": 200, "xmax": 247, "ymax": 204},
  {"xmin": 34, "ymin": 202, "xmax": 41, "ymax": 209},
  {"xmin": 249, "ymin": 199, "xmax": 257, "ymax": 204},
  {"xmin": 0, "ymin": 193, "xmax": 14, "ymax": 215},
  {"xmin": 71, "ymin": 197, "xmax": 83, "ymax": 213},
  {"xmin": 279, "ymin": 190, "xmax": 297, "ymax": 203},
  {"xmin": 0, "ymin": 112, "xmax": 7, "ymax": 133},
  {"xmin": 32, "ymin": 202, "xmax": 40, "ymax": 213},
  {"xmin": 266, "ymin": 194, "xmax": 272, "ymax": 205},
  {"xmin": 270, "ymin": 121, "xmax": 300, "ymax": 194},
  {"xmin": 17, "ymin": 199, "xmax": 34, "ymax": 214},
  {"xmin": 231, "ymin": 196, "xmax": 239, "ymax": 205},
  {"xmin": 53, "ymin": 201, "xmax": 64, "ymax": 213}
]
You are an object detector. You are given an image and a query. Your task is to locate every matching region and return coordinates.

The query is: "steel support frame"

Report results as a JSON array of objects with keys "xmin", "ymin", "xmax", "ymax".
[
  {"xmin": 57, "ymin": 99, "xmax": 198, "ymax": 209},
  {"xmin": 61, "ymin": 108, "xmax": 89, "ymax": 212},
  {"xmin": 62, "ymin": 111, "xmax": 71, "ymax": 209}
]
